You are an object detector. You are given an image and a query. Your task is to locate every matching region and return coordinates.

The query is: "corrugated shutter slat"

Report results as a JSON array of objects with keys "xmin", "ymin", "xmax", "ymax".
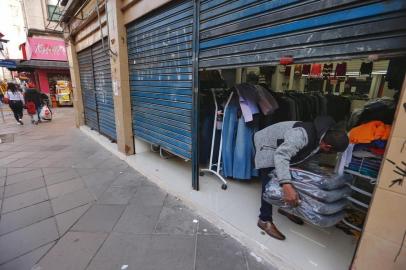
[{"xmin": 127, "ymin": 0, "xmax": 193, "ymax": 159}]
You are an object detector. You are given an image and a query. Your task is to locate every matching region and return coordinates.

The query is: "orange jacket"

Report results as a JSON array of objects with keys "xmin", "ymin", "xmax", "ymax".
[{"xmin": 349, "ymin": 121, "xmax": 391, "ymax": 144}]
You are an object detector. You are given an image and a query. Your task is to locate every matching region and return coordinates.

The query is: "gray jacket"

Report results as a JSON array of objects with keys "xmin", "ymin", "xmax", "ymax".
[{"xmin": 254, "ymin": 117, "xmax": 335, "ymax": 184}]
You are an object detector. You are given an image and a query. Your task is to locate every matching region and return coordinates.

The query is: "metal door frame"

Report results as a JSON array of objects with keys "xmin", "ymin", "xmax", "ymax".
[{"xmin": 191, "ymin": 0, "xmax": 200, "ymax": 190}]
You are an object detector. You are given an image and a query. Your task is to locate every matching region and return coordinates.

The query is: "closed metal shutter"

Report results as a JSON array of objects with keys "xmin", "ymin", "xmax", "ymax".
[
  {"xmin": 199, "ymin": 0, "xmax": 406, "ymax": 69},
  {"xmin": 78, "ymin": 47, "xmax": 99, "ymax": 131},
  {"xmin": 127, "ymin": 0, "xmax": 193, "ymax": 159},
  {"xmin": 92, "ymin": 41, "xmax": 117, "ymax": 141},
  {"xmin": 77, "ymin": 40, "xmax": 116, "ymax": 141}
]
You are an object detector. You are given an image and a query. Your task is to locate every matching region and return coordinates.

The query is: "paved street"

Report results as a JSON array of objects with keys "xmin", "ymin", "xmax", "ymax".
[{"xmin": 0, "ymin": 107, "xmax": 273, "ymax": 270}]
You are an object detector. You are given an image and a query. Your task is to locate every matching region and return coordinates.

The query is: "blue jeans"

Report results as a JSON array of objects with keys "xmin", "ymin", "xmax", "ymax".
[
  {"xmin": 221, "ymin": 101, "xmax": 238, "ymax": 177},
  {"xmin": 222, "ymin": 98, "xmax": 258, "ymax": 180},
  {"xmin": 232, "ymin": 116, "xmax": 257, "ymax": 179}
]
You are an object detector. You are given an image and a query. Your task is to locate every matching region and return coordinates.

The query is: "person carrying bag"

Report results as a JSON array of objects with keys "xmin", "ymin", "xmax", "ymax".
[{"xmin": 24, "ymin": 84, "xmax": 41, "ymax": 125}]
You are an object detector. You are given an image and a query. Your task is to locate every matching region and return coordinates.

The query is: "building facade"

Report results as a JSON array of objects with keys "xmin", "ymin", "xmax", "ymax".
[
  {"xmin": 21, "ymin": 0, "xmax": 63, "ymax": 32},
  {"xmin": 0, "ymin": 0, "xmax": 72, "ymax": 105},
  {"xmin": 61, "ymin": 1, "xmax": 406, "ymax": 269},
  {"xmin": 0, "ymin": 0, "xmax": 26, "ymax": 80}
]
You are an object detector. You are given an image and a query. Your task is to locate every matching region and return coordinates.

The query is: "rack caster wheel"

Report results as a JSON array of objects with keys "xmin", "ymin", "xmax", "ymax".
[
  {"xmin": 199, "ymin": 172, "xmax": 205, "ymax": 177},
  {"xmin": 221, "ymin": 184, "xmax": 227, "ymax": 190}
]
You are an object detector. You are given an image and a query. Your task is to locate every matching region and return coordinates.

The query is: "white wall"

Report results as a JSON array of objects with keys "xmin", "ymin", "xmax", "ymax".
[
  {"xmin": 21, "ymin": 0, "xmax": 63, "ymax": 32},
  {"xmin": 22, "ymin": 0, "xmax": 46, "ymax": 30},
  {"xmin": 0, "ymin": 0, "xmax": 26, "ymax": 59}
]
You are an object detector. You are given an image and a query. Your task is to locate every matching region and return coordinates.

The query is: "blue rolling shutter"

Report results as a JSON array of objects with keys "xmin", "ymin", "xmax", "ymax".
[
  {"xmin": 92, "ymin": 40, "xmax": 117, "ymax": 141},
  {"xmin": 78, "ymin": 47, "xmax": 99, "ymax": 131},
  {"xmin": 199, "ymin": 0, "xmax": 406, "ymax": 68},
  {"xmin": 127, "ymin": 0, "xmax": 193, "ymax": 159},
  {"xmin": 77, "ymin": 40, "xmax": 116, "ymax": 141}
]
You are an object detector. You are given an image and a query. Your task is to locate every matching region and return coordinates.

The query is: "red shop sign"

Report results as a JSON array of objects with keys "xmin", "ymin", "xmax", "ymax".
[{"xmin": 27, "ymin": 37, "xmax": 67, "ymax": 61}]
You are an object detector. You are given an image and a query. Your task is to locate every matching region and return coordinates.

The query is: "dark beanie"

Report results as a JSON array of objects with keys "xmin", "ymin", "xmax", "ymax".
[{"xmin": 323, "ymin": 129, "xmax": 349, "ymax": 152}]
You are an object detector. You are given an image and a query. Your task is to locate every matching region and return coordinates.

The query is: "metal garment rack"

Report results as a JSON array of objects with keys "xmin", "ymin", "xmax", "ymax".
[{"xmin": 200, "ymin": 89, "xmax": 234, "ymax": 190}]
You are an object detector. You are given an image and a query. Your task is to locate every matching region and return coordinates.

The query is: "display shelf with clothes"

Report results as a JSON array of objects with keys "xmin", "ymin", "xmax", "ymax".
[
  {"xmin": 343, "ymin": 142, "xmax": 387, "ymax": 180},
  {"xmin": 340, "ymin": 209, "xmax": 366, "ymax": 237},
  {"xmin": 343, "ymin": 124, "xmax": 389, "ymax": 181},
  {"xmin": 347, "ymin": 97, "xmax": 396, "ymax": 129},
  {"xmin": 337, "ymin": 118, "xmax": 392, "ymax": 233},
  {"xmin": 341, "ymin": 178, "xmax": 374, "ymax": 233}
]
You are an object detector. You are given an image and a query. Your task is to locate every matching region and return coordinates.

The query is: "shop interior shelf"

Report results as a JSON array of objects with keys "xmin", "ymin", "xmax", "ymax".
[
  {"xmin": 344, "ymin": 169, "xmax": 377, "ymax": 183},
  {"xmin": 347, "ymin": 184, "xmax": 373, "ymax": 197},
  {"xmin": 342, "ymin": 218, "xmax": 363, "ymax": 232},
  {"xmin": 347, "ymin": 197, "xmax": 369, "ymax": 209}
]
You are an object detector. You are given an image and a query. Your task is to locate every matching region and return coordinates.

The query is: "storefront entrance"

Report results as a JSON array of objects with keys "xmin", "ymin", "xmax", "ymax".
[
  {"xmin": 116, "ymin": 1, "xmax": 406, "ymax": 268},
  {"xmin": 45, "ymin": 72, "xmax": 72, "ymax": 107}
]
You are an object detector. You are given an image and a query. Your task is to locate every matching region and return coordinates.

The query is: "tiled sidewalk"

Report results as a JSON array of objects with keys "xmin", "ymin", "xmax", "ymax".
[{"xmin": 0, "ymin": 108, "xmax": 273, "ymax": 270}]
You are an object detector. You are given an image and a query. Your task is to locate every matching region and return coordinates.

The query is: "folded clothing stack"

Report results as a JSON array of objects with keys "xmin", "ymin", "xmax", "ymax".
[
  {"xmin": 345, "ymin": 145, "xmax": 383, "ymax": 179},
  {"xmin": 290, "ymin": 167, "xmax": 353, "ymax": 191},
  {"xmin": 347, "ymin": 156, "xmax": 382, "ymax": 178},
  {"xmin": 263, "ymin": 169, "xmax": 351, "ymax": 228}
]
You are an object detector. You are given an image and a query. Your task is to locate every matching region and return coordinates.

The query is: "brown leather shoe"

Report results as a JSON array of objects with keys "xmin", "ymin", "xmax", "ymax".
[
  {"xmin": 257, "ymin": 219, "xmax": 286, "ymax": 240},
  {"xmin": 278, "ymin": 208, "xmax": 304, "ymax": 225}
]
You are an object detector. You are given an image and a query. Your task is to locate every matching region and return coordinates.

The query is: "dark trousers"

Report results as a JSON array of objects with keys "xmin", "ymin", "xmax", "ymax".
[
  {"xmin": 9, "ymin": 100, "xmax": 23, "ymax": 122},
  {"xmin": 259, "ymin": 168, "xmax": 273, "ymax": 222}
]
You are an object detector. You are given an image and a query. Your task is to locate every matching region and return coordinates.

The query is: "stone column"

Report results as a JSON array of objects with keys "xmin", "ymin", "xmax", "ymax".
[
  {"xmin": 66, "ymin": 39, "xmax": 85, "ymax": 127},
  {"xmin": 105, "ymin": 0, "xmax": 134, "ymax": 155}
]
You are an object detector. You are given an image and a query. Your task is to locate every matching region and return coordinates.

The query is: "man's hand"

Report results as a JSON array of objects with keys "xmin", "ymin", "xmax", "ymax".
[{"xmin": 282, "ymin": 183, "xmax": 300, "ymax": 207}]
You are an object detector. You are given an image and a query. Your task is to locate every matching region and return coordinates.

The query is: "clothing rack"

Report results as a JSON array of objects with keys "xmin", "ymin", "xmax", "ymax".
[{"xmin": 200, "ymin": 89, "xmax": 234, "ymax": 190}]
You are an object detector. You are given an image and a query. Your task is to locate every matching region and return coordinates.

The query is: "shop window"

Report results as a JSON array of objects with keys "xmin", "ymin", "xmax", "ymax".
[{"xmin": 47, "ymin": 4, "xmax": 62, "ymax": 22}]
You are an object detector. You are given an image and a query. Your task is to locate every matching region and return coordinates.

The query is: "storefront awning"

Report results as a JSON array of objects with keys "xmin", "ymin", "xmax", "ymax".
[
  {"xmin": 7, "ymin": 59, "xmax": 69, "ymax": 71},
  {"xmin": 0, "ymin": 59, "xmax": 16, "ymax": 68}
]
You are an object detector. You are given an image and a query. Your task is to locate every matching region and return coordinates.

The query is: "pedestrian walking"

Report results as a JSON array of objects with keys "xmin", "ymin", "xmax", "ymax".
[
  {"xmin": 4, "ymin": 82, "xmax": 24, "ymax": 125},
  {"xmin": 24, "ymin": 84, "xmax": 41, "ymax": 125}
]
